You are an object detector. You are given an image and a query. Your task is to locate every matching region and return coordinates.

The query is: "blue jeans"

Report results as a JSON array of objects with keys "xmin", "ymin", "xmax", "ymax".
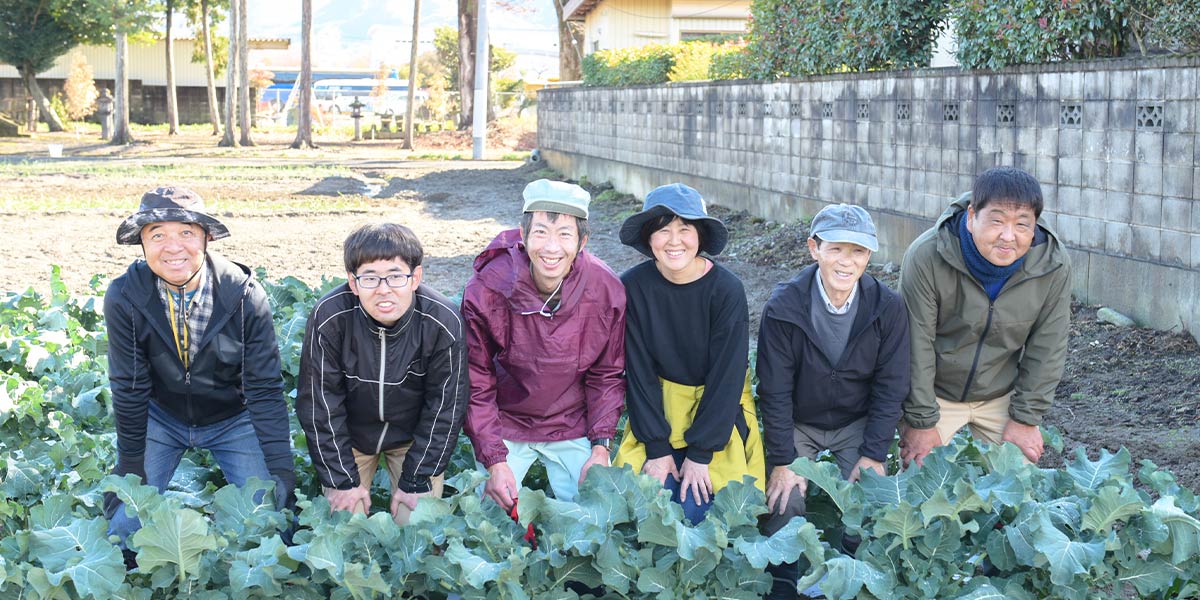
[
  {"xmin": 662, "ymin": 450, "xmax": 713, "ymax": 524},
  {"xmin": 109, "ymin": 402, "xmax": 273, "ymax": 542}
]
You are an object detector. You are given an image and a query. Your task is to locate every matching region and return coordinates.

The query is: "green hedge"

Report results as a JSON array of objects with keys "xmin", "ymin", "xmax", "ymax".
[
  {"xmin": 581, "ymin": 40, "xmax": 749, "ymax": 86},
  {"xmin": 1138, "ymin": 0, "xmax": 1200, "ymax": 54},
  {"xmin": 950, "ymin": 0, "xmax": 1130, "ymax": 69},
  {"xmin": 709, "ymin": 43, "xmax": 754, "ymax": 80},
  {"xmin": 953, "ymin": 0, "xmax": 1200, "ymax": 69},
  {"xmin": 740, "ymin": 0, "xmax": 949, "ymax": 79},
  {"xmin": 583, "ymin": 0, "xmax": 1198, "ymax": 85}
]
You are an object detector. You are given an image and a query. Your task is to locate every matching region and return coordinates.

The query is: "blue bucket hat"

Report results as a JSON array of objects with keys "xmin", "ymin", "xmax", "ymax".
[{"xmin": 619, "ymin": 183, "xmax": 729, "ymax": 258}]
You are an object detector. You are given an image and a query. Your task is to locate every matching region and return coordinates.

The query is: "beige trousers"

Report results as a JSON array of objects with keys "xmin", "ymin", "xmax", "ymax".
[
  {"xmin": 323, "ymin": 443, "xmax": 445, "ymax": 525},
  {"xmin": 934, "ymin": 392, "xmax": 1011, "ymax": 447}
]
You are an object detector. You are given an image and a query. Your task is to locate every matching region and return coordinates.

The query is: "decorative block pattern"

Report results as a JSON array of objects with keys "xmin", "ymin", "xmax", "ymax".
[
  {"xmin": 858, "ymin": 102, "xmax": 869, "ymax": 120},
  {"xmin": 1061, "ymin": 104, "xmax": 1082, "ymax": 127},
  {"xmin": 943, "ymin": 103, "xmax": 960, "ymax": 122},
  {"xmin": 821, "ymin": 102, "xmax": 833, "ymax": 118},
  {"xmin": 1137, "ymin": 104, "xmax": 1164, "ymax": 129},
  {"xmin": 897, "ymin": 103, "xmax": 910, "ymax": 121},
  {"xmin": 997, "ymin": 104, "xmax": 1015, "ymax": 125}
]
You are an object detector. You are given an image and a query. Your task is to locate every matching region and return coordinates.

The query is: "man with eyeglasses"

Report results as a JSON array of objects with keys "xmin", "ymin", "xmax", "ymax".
[
  {"xmin": 104, "ymin": 187, "xmax": 295, "ymax": 556},
  {"xmin": 297, "ymin": 223, "xmax": 467, "ymax": 524},
  {"xmin": 462, "ymin": 179, "xmax": 626, "ymax": 509}
]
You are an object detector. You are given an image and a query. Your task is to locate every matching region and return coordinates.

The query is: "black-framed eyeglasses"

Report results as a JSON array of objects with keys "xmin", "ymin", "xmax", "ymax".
[{"xmin": 353, "ymin": 273, "xmax": 415, "ymax": 289}]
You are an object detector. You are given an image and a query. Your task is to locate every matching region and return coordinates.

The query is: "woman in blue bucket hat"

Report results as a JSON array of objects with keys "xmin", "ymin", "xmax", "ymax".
[{"xmin": 613, "ymin": 183, "xmax": 765, "ymax": 523}]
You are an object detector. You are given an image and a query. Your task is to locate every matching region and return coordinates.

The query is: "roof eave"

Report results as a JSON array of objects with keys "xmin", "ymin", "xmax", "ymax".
[{"xmin": 563, "ymin": 0, "xmax": 599, "ymax": 21}]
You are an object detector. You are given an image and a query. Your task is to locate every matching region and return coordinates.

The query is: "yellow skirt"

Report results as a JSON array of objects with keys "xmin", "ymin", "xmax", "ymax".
[{"xmin": 614, "ymin": 375, "xmax": 766, "ymax": 493}]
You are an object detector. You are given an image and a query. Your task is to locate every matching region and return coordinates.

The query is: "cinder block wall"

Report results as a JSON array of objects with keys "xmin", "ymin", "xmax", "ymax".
[{"xmin": 538, "ymin": 56, "xmax": 1200, "ymax": 339}]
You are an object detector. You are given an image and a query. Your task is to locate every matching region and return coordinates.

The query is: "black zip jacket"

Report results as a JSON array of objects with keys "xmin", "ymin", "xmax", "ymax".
[
  {"xmin": 104, "ymin": 253, "xmax": 295, "ymax": 496},
  {"xmin": 296, "ymin": 284, "xmax": 467, "ymax": 493},
  {"xmin": 755, "ymin": 265, "xmax": 910, "ymax": 465}
]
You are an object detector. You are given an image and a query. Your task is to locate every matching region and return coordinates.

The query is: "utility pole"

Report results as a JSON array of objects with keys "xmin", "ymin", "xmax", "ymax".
[
  {"xmin": 472, "ymin": 0, "xmax": 489, "ymax": 160},
  {"xmin": 404, "ymin": 0, "xmax": 421, "ymax": 150}
]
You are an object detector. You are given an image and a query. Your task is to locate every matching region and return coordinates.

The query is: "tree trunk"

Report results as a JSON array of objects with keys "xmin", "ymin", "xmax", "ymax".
[
  {"xmin": 291, "ymin": 0, "xmax": 315, "ymax": 149},
  {"xmin": 236, "ymin": 0, "xmax": 253, "ymax": 146},
  {"xmin": 201, "ymin": 0, "xmax": 220, "ymax": 135},
  {"xmin": 554, "ymin": 0, "xmax": 583, "ymax": 80},
  {"xmin": 456, "ymin": 0, "xmax": 476, "ymax": 130},
  {"xmin": 403, "ymin": 0, "xmax": 421, "ymax": 149},
  {"xmin": 219, "ymin": 0, "xmax": 238, "ymax": 147},
  {"xmin": 165, "ymin": 0, "xmax": 179, "ymax": 134},
  {"xmin": 111, "ymin": 32, "xmax": 135, "ymax": 145},
  {"xmin": 16, "ymin": 66, "xmax": 65, "ymax": 132}
]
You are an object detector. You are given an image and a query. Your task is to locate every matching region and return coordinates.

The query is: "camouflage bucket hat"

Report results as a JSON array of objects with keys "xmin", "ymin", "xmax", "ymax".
[{"xmin": 116, "ymin": 186, "xmax": 230, "ymax": 245}]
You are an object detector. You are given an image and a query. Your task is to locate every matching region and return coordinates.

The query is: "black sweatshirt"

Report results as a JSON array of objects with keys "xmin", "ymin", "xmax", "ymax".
[{"xmin": 621, "ymin": 260, "xmax": 750, "ymax": 465}]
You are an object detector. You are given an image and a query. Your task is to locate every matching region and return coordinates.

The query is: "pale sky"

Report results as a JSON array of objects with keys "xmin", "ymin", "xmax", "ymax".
[{"xmin": 244, "ymin": 0, "xmax": 561, "ymax": 78}]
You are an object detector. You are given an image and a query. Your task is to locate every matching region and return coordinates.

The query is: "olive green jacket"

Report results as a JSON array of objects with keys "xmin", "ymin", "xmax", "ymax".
[{"xmin": 900, "ymin": 193, "xmax": 1072, "ymax": 429}]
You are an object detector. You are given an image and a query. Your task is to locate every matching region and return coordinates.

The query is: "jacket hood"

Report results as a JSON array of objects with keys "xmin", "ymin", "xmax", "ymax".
[
  {"xmin": 934, "ymin": 192, "xmax": 1069, "ymax": 279},
  {"xmin": 471, "ymin": 228, "xmax": 605, "ymax": 316}
]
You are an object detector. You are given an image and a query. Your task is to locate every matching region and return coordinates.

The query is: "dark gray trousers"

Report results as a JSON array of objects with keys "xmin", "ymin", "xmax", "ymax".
[{"xmin": 762, "ymin": 416, "xmax": 868, "ymax": 535}]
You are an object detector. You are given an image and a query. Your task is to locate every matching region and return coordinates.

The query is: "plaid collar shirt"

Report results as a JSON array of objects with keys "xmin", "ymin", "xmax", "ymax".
[{"xmin": 156, "ymin": 260, "xmax": 214, "ymax": 363}]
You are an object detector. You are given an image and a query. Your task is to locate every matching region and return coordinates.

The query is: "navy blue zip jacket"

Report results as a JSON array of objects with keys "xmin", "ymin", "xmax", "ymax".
[
  {"xmin": 756, "ymin": 265, "xmax": 910, "ymax": 465},
  {"xmin": 103, "ymin": 253, "xmax": 295, "ymax": 498}
]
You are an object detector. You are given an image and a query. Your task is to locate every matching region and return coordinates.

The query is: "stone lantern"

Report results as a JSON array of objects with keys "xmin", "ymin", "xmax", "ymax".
[
  {"xmin": 96, "ymin": 89, "xmax": 114, "ymax": 140},
  {"xmin": 25, "ymin": 97, "xmax": 37, "ymax": 133},
  {"xmin": 350, "ymin": 97, "xmax": 365, "ymax": 141}
]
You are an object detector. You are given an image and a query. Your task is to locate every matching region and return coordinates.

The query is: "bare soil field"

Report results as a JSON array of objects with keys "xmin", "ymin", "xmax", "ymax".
[{"xmin": 1, "ymin": 129, "xmax": 1196, "ymax": 491}]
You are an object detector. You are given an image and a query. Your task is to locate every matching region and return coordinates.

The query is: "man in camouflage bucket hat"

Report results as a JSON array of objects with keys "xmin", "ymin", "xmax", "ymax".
[
  {"xmin": 104, "ymin": 187, "xmax": 295, "ymax": 559},
  {"xmin": 115, "ymin": 186, "xmax": 231, "ymax": 244}
]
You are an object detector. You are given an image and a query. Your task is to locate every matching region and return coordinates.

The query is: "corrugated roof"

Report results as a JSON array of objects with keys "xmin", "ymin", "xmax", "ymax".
[{"xmin": 563, "ymin": 0, "xmax": 601, "ymax": 20}]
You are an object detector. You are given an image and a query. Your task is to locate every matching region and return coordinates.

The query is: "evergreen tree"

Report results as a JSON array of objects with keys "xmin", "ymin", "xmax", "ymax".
[{"xmin": 0, "ymin": 0, "xmax": 87, "ymax": 132}]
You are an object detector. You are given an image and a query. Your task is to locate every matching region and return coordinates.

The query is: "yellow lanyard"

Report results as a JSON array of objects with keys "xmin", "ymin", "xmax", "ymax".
[{"xmin": 167, "ymin": 290, "xmax": 190, "ymax": 370}]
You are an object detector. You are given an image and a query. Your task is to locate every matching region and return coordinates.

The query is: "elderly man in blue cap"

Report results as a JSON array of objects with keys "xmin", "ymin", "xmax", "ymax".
[
  {"xmin": 755, "ymin": 203, "xmax": 910, "ymax": 599},
  {"xmin": 103, "ymin": 187, "xmax": 294, "ymax": 552}
]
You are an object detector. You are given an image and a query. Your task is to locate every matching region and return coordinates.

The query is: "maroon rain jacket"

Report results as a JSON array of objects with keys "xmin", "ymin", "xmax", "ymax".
[{"xmin": 462, "ymin": 228, "xmax": 626, "ymax": 467}]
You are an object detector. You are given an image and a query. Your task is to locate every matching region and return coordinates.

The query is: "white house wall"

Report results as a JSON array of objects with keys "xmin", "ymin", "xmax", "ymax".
[
  {"xmin": 670, "ymin": 1, "xmax": 750, "ymax": 19},
  {"xmin": 0, "ymin": 40, "xmax": 221, "ymax": 88},
  {"xmin": 583, "ymin": 0, "xmax": 671, "ymax": 52},
  {"xmin": 580, "ymin": 0, "xmax": 750, "ymax": 52}
]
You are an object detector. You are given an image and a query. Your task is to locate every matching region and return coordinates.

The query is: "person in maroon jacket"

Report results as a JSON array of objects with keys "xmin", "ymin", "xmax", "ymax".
[{"xmin": 462, "ymin": 179, "xmax": 626, "ymax": 509}]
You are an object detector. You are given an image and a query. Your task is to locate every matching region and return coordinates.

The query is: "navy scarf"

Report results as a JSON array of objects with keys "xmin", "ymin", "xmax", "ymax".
[{"xmin": 957, "ymin": 212, "xmax": 1025, "ymax": 301}]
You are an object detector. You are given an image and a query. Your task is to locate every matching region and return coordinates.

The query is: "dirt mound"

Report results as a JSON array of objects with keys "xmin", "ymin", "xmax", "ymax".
[
  {"xmin": 298, "ymin": 175, "xmax": 387, "ymax": 197},
  {"xmin": 415, "ymin": 118, "xmax": 537, "ymax": 152}
]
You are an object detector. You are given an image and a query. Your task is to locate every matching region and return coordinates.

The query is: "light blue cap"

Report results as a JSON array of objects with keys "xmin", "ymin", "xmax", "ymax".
[{"xmin": 521, "ymin": 179, "xmax": 590, "ymax": 219}]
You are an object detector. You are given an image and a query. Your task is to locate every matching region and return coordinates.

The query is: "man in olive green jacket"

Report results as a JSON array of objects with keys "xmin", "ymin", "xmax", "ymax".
[{"xmin": 899, "ymin": 167, "xmax": 1072, "ymax": 466}]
